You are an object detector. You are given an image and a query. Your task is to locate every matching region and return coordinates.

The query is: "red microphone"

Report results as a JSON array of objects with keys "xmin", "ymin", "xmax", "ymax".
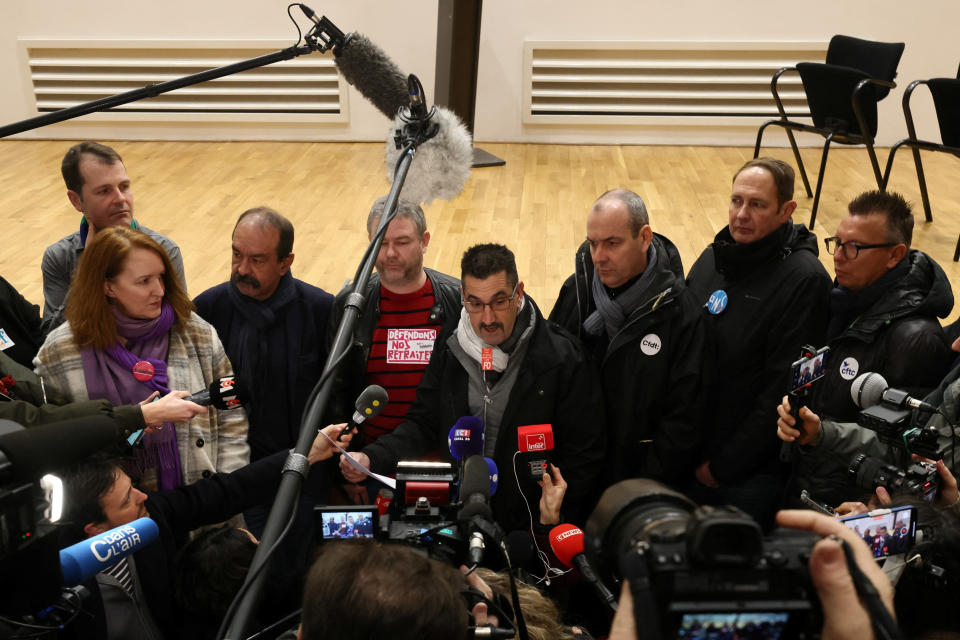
[
  {"xmin": 375, "ymin": 487, "xmax": 394, "ymax": 517},
  {"xmin": 517, "ymin": 424, "xmax": 553, "ymax": 481},
  {"xmin": 548, "ymin": 524, "xmax": 618, "ymax": 611}
]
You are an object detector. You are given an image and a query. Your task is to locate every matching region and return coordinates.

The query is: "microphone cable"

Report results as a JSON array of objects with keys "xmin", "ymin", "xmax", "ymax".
[{"xmin": 511, "ymin": 450, "xmax": 569, "ymax": 587}]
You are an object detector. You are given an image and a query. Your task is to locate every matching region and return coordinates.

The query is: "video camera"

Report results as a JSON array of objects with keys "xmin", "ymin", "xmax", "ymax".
[
  {"xmin": 848, "ymin": 452, "xmax": 939, "ymax": 502},
  {"xmin": 585, "ymin": 479, "xmax": 821, "ymax": 640}
]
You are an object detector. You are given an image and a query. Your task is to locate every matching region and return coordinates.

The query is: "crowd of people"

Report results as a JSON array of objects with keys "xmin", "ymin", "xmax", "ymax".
[{"xmin": 3, "ymin": 141, "xmax": 960, "ymax": 639}]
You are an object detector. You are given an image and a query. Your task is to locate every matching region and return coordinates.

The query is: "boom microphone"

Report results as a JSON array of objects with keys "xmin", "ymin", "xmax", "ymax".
[
  {"xmin": 184, "ymin": 375, "xmax": 245, "ymax": 410},
  {"xmin": 59, "ymin": 517, "xmax": 159, "ymax": 586},
  {"xmin": 339, "ymin": 384, "xmax": 389, "ymax": 440},
  {"xmin": 850, "ymin": 372, "xmax": 938, "ymax": 413},
  {"xmin": 548, "ymin": 524, "xmax": 618, "ymax": 611},
  {"xmin": 332, "ymin": 32, "xmax": 408, "ymax": 119},
  {"xmin": 460, "ymin": 455, "xmax": 493, "ymax": 566}
]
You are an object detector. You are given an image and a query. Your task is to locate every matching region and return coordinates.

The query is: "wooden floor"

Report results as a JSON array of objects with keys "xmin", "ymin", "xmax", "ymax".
[{"xmin": 3, "ymin": 139, "xmax": 960, "ymax": 323}]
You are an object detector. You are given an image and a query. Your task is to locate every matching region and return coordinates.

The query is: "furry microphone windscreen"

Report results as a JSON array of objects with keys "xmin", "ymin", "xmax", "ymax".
[
  {"xmin": 334, "ymin": 33, "xmax": 408, "ymax": 119},
  {"xmin": 384, "ymin": 106, "xmax": 473, "ymax": 204}
]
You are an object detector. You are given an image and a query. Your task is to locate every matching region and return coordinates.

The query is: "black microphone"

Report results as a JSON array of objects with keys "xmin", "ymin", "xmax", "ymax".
[
  {"xmin": 850, "ymin": 372, "xmax": 938, "ymax": 413},
  {"xmin": 184, "ymin": 375, "xmax": 245, "ymax": 410},
  {"xmin": 338, "ymin": 384, "xmax": 389, "ymax": 441},
  {"xmin": 460, "ymin": 455, "xmax": 493, "ymax": 566}
]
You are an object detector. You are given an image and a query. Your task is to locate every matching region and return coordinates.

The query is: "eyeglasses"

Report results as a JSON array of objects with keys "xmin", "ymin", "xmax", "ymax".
[
  {"xmin": 824, "ymin": 237, "xmax": 899, "ymax": 260},
  {"xmin": 462, "ymin": 282, "xmax": 519, "ymax": 314}
]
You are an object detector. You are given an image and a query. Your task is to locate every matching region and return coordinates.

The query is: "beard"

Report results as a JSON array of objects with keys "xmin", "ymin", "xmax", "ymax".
[{"xmin": 376, "ymin": 256, "xmax": 423, "ymax": 290}]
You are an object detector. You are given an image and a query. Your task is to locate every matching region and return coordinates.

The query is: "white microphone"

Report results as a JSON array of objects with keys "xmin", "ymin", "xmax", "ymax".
[{"xmin": 850, "ymin": 372, "xmax": 938, "ymax": 413}]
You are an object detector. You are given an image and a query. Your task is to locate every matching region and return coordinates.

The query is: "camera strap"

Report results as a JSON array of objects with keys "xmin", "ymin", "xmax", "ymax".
[{"xmin": 620, "ymin": 546, "xmax": 663, "ymax": 640}]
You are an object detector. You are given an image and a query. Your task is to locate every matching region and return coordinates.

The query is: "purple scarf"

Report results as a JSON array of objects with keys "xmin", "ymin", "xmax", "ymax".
[{"xmin": 81, "ymin": 302, "xmax": 184, "ymax": 491}]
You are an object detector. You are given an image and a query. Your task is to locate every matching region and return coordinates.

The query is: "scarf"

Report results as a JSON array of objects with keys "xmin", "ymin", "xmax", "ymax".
[
  {"xmin": 80, "ymin": 302, "xmax": 183, "ymax": 490},
  {"xmin": 455, "ymin": 296, "xmax": 528, "ymax": 373},
  {"xmin": 224, "ymin": 270, "xmax": 297, "ymax": 396},
  {"xmin": 713, "ymin": 222, "xmax": 795, "ymax": 279},
  {"xmin": 583, "ymin": 243, "xmax": 659, "ymax": 338},
  {"xmin": 827, "ymin": 257, "xmax": 910, "ymax": 339}
]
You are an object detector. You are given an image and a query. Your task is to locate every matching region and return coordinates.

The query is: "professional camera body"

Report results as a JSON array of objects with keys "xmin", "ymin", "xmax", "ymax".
[
  {"xmin": 848, "ymin": 452, "xmax": 939, "ymax": 501},
  {"xmin": 585, "ymin": 479, "xmax": 820, "ymax": 640},
  {"xmin": 856, "ymin": 401, "xmax": 945, "ymax": 461}
]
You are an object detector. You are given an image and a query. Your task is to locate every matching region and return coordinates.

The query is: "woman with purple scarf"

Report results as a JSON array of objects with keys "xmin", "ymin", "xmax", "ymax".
[{"xmin": 35, "ymin": 227, "xmax": 250, "ymax": 490}]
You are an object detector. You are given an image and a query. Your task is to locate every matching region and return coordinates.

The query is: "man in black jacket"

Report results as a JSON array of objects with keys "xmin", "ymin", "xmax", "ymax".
[
  {"xmin": 549, "ymin": 189, "xmax": 706, "ymax": 489},
  {"xmin": 340, "ymin": 244, "xmax": 606, "ymax": 531},
  {"xmin": 686, "ymin": 158, "xmax": 832, "ymax": 527},
  {"xmin": 59, "ymin": 423, "xmax": 350, "ymax": 640},
  {"xmin": 780, "ymin": 190, "xmax": 954, "ymax": 506}
]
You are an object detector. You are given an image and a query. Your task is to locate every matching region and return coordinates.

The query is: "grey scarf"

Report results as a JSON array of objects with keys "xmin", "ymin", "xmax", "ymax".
[{"xmin": 583, "ymin": 243, "xmax": 659, "ymax": 338}]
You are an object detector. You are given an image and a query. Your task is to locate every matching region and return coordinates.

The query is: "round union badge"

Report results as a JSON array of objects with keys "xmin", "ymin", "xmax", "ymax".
[
  {"xmin": 132, "ymin": 360, "xmax": 155, "ymax": 382},
  {"xmin": 706, "ymin": 289, "xmax": 728, "ymax": 315},
  {"xmin": 640, "ymin": 333, "xmax": 662, "ymax": 356},
  {"xmin": 839, "ymin": 357, "xmax": 859, "ymax": 381}
]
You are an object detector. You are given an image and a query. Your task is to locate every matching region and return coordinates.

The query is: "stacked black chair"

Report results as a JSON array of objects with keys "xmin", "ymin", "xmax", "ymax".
[
  {"xmin": 754, "ymin": 35, "xmax": 905, "ymax": 229},
  {"xmin": 882, "ymin": 64, "xmax": 960, "ymax": 259}
]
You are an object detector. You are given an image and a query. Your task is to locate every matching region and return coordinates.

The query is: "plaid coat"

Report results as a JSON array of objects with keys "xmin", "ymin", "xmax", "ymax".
[{"xmin": 34, "ymin": 312, "xmax": 250, "ymax": 485}]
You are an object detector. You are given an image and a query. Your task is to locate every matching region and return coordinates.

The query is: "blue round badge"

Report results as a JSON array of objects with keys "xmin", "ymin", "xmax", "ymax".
[{"xmin": 706, "ymin": 290, "xmax": 728, "ymax": 315}]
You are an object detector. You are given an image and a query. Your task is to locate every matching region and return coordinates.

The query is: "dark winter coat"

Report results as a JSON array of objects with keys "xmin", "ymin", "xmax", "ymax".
[
  {"xmin": 686, "ymin": 222, "xmax": 832, "ymax": 485},
  {"xmin": 549, "ymin": 234, "xmax": 707, "ymax": 488}
]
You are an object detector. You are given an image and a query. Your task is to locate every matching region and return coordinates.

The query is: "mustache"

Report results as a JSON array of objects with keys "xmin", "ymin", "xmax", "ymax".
[
  {"xmin": 479, "ymin": 322, "xmax": 503, "ymax": 332},
  {"xmin": 232, "ymin": 272, "xmax": 261, "ymax": 289}
]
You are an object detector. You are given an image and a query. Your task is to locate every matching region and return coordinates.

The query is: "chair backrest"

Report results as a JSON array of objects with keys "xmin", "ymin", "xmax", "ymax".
[
  {"xmin": 796, "ymin": 63, "xmax": 878, "ymax": 138},
  {"xmin": 825, "ymin": 35, "xmax": 905, "ymax": 101},
  {"xmin": 927, "ymin": 77, "xmax": 960, "ymax": 148}
]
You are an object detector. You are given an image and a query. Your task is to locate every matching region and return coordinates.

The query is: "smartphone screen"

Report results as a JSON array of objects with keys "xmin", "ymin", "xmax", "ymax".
[
  {"xmin": 840, "ymin": 505, "xmax": 916, "ymax": 558},
  {"xmin": 790, "ymin": 347, "xmax": 829, "ymax": 393}
]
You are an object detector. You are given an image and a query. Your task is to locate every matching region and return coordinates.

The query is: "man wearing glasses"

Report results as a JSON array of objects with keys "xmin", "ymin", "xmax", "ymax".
[
  {"xmin": 686, "ymin": 158, "xmax": 832, "ymax": 529},
  {"xmin": 549, "ymin": 189, "xmax": 707, "ymax": 491},
  {"xmin": 341, "ymin": 243, "xmax": 606, "ymax": 532},
  {"xmin": 779, "ymin": 190, "xmax": 953, "ymax": 507}
]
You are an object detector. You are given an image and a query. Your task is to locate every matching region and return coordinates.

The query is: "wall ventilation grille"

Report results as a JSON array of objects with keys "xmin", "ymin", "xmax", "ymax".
[
  {"xmin": 523, "ymin": 41, "xmax": 829, "ymax": 125},
  {"xmin": 21, "ymin": 40, "xmax": 347, "ymax": 122}
]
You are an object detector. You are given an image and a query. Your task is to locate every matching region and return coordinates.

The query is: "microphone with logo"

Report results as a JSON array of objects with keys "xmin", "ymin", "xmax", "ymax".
[
  {"xmin": 548, "ymin": 523, "xmax": 618, "ymax": 611},
  {"xmin": 517, "ymin": 424, "xmax": 553, "ymax": 482},
  {"xmin": 338, "ymin": 384, "xmax": 389, "ymax": 441},
  {"xmin": 183, "ymin": 375, "xmax": 246, "ymax": 410},
  {"xmin": 59, "ymin": 517, "xmax": 159, "ymax": 586}
]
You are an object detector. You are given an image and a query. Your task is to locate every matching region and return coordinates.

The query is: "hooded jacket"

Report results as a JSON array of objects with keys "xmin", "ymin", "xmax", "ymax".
[
  {"xmin": 788, "ymin": 249, "xmax": 954, "ymax": 506},
  {"xmin": 686, "ymin": 222, "xmax": 832, "ymax": 485},
  {"xmin": 549, "ymin": 234, "xmax": 707, "ymax": 488}
]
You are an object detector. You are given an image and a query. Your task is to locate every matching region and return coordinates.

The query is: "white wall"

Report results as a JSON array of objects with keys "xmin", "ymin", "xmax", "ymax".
[
  {"xmin": 2, "ymin": 0, "xmax": 957, "ymax": 145},
  {"xmin": 0, "ymin": 0, "xmax": 438, "ymax": 141},
  {"xmin": 473, "ymin": 0, "xmax": 960, "ymax": 146}
]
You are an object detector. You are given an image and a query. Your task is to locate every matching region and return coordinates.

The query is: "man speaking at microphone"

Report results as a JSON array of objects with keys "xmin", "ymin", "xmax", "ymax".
[
  {"xmin": 59, "ymin": 423, "xmax": 351, "ymax": 640},
  {"xmin": 341, "ymin": 243, "xmax": 605, "ymax": 531}
]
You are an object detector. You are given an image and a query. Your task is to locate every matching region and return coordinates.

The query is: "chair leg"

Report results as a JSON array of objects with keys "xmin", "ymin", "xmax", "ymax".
[
  {"xmin": 864, "ymin": 138, "xmax": 884, "ymax": 189},
  {"xmin": 785, "ymin": 129, "xmax": 813, "ymax": 198},
  {"xmin": 911, "ymin": 146, "xmax": 933, "ymax": 222},
  {"xmin": 954, "ymin": 233, "xmax": 960, "ymax": 262},
  {"xmin": 808, "ymin": 134, "xmax": 833, "ymax": 230},
  {"xmin": 881, "ymin": 140, "xmax": 907, "ymax": 190}
]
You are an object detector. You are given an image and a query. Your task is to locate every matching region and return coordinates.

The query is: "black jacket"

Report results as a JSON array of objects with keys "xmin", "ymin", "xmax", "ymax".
[
  {"xmin": 686, "ymin": 222, "xmax": 832, "ymax": 485},
  {"xmin": 548, "ymin": 234, "xmax": 707, "ymax": 488},
  {"xmin": 813, "ymin": 249, "xmax": 954, "ymax": 421},
  {"xmin": 363, "ymin": 296, "xmax": 606, "ymax": 531},
  {"xmin": 0, "ymin": 275, "xmax": 44, "ymax": 368},
  {"xmin": 789, "ymin": 249, "xmax": 954, "ymax": 506},
  {"xmin": 326, "ymin": 267, "xmax": 462, "ymax": 440}
]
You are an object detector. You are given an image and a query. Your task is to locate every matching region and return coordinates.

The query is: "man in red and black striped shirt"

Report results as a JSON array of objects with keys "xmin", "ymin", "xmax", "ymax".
[{"xmin": 327, "ymin": 197, "xmax": 461, "ymax": 448}]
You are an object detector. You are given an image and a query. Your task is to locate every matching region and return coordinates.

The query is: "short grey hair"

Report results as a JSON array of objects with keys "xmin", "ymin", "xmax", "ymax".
[
  {"xmin": 366, "ymin": 196, "xmax": 427, "ymax": 238},
  {"xmin": 594, "ymin": 189, "xmax": 649, "ymax": 237}
]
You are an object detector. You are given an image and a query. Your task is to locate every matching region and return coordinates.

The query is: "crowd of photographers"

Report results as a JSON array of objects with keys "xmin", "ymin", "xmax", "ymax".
[{"xmin": 2, "ymin": 143, "xmax": 960, "ymax": 638}]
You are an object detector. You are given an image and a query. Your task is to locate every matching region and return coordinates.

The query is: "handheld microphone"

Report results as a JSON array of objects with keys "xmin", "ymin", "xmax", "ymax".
[
  {"xmin": 339, "ymin": 384, "xmax": 389, "ymax": 441},
  {"xmin": 375, "ymin": 487, "xmax": 394, "ymax": 517},
  {"xmin": 485, "ymin": 457, "xmax": 499, "ymax": 497},
  {"xmin": 59, "ymin": 517, "xmax": 159, "ymax": 586},
  {"xmin": 184, "ymin": 375, "xmax": 245, "ymax": 410},
  {"xmin": 448, "ymin": 416, "xmax": 485, "ymax": 460},
  {"xmin": 460, "ymin": 455, "xmax": 493, "ymax": 566},
  {"xmin": 850, "ymin": 372, "xmax": 938, "ymax": 413},
  {"xmin": 517, "ymin": 424, "xmax": 554, "ymax": 481},
  {"xmin": 548, "ymin": 524, "xmax": 618, "ymax": 611}
]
